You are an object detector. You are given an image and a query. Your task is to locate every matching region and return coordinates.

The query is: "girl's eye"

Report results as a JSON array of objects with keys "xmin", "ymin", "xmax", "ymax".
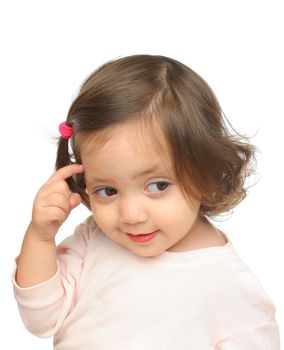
[
  {"xmin": 95, "ymin": 187, "xmax": 117, "ymax": 198},
  {"xmin": 146, "ymin": 181, "xmax": 170, "ymax": 193}
]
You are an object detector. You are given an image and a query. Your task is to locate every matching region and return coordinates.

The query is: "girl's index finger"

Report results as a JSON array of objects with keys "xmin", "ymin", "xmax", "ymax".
[{"xmin": 47, "ymin": 164, "xmax": 84, "ymax": 184}]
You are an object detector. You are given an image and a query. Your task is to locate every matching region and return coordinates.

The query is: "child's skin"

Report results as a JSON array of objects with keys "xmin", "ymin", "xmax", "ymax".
[
  {"xmin": 16, "ymin": 164, "xmax": 84, "ymax": 287},
  {"xmin": 16, "ymin": 124, "xmax": 226, "ymax": 288}
]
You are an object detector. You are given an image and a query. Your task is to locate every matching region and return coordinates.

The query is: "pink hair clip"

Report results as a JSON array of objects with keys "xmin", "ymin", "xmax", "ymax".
[{"xmin": 59, "ymin": 122, "xmax": 74, "ymax": 139}]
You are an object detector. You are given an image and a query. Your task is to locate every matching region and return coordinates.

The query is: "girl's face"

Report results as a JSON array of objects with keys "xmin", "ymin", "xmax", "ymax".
[{"xmin": 80, "ymin": 124, "xmax": 206, "ymax": 257}]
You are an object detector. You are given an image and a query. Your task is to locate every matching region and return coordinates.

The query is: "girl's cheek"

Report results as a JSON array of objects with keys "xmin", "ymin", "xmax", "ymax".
[{"xmin": 91, "ymin": 204, "xmax": 116, "ymax": 224}]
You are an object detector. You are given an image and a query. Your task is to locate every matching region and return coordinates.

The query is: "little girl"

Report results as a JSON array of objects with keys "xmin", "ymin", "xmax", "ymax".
[{"xmin": 13, "ymin": 55, "xmax": 280, "ymax": 349}]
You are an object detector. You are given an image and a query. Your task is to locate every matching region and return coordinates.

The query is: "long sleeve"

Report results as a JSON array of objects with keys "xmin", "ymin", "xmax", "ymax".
[
  {"xmin": 215, "ymin": 319, "xmax": 280, "ymax": 349},
  {"xmin": 12, "ymin": 221, "xmax": 91, "ymax": 337},
  {"xmin": 12, "ymin": 222, "xmax": 281, "ymax": 349}
]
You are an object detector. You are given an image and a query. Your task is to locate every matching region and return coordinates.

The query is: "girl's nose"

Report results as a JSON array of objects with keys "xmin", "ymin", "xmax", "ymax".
[{"xmin": 119, "ymin": 197, "xmax": 148, "ymax": 224}]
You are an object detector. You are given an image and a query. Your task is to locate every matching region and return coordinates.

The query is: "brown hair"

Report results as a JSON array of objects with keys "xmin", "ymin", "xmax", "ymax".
[{"xmin": 56, "ymin": 54, "xmax": 256, "ymax": 219}]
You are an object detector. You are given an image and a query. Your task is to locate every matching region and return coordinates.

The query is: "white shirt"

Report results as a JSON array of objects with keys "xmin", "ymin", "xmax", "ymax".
[{"xmin": 13, "ymin": 216, "xmax": 280, "ymax": 349}]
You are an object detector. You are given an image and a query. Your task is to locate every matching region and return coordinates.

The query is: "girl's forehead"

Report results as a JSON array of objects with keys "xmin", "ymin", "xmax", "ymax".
[
  {"xmin": 76, "ymin": 121, "xmax": 173, "ymax": 171},
  {"xmin": 77, "ymin": 120, "xmax": 168, "ymax": 156}
]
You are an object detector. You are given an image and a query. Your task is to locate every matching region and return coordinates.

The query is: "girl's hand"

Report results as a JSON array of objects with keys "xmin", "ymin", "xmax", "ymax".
[{"xmin": 29, "ymin": 164, "xmax": 84, "ymax": 242}]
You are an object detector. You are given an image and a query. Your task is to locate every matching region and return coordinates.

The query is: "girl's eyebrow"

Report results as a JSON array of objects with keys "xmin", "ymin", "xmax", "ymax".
[{"xmin": 88, "ymin": 165, "xmax": 171, "ymax": 183}]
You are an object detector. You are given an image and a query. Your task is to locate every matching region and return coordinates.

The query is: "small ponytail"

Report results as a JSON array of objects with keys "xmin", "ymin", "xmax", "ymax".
[{"xmin": 55, "ymin": 137, "xmax": 70, "ymax": 169}]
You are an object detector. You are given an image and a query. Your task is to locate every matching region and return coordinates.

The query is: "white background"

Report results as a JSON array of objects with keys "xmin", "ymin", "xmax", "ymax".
[{"xmin": 0, "ymin": 0, "xmax": 283, "ymax": 347}]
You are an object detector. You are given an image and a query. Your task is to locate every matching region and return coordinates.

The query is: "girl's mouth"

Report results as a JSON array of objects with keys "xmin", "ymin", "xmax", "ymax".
[{"xmin": 125, "ymin": 231, "xmax": 159, "ymax": 243}]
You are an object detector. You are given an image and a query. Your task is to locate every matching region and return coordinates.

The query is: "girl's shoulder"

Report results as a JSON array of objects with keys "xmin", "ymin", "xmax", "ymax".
[
  {"xmin": 80, "ymin": 215, "xmax": 97, "ymax": 230},
  {"xmin": 59, "ymin": 215, "xmax": 101, "ymax": 248},
  {"xmin": 76, "ymin": 215, "xmax": 103, "ymax": 241}
]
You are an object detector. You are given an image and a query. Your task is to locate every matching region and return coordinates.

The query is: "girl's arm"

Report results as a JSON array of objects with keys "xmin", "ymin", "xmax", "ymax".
[{"xmin": 16, "ymin": 164, "xmax": 84, "ymax": 287}]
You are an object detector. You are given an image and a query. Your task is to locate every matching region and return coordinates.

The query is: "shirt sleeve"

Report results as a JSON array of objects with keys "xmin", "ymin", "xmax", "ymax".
[
  {"xmin": 215, "ymin": 319, "xmax": 280, "ymax": 350},
  {"xmin": 12, "ymin": 221, "xmax": 91, "ymax": 338}
]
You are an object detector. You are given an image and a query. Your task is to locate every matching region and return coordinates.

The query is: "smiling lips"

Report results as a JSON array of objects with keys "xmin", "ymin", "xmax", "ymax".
[{"xmin": 126, "ymin": 231, "xmax": 158, "ymax": 243}]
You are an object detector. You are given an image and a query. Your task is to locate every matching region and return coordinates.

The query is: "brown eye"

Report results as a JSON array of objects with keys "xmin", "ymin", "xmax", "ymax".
[
  {"xmin": 146, "ymin": 181, "xmax": 169, "ymax": 193},
  {"xmin": 95, "ymin": 187, "xmax": 117, "ymax": 198}
]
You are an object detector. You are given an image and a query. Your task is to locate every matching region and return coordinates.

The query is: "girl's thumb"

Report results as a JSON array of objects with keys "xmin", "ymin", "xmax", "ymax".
[{"xmin": 69, "ymin": 193, "xmax": 82, "ymax": 210}]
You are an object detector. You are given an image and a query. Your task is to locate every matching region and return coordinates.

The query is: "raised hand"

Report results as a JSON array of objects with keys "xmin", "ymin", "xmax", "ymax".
[
  {"xmin": 16, "ymin": 164, "xmax": 85, "ymax": 287},
  {"xmin": 29, "ymin": 164, "xmax": 84, "ymax": 241}
]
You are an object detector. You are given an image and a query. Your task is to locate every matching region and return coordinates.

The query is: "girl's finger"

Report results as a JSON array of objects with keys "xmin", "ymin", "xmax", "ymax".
[
  {"xmin": 39, "ymin": 181, "xmax": 71, "ymax": 200},
  {"xmin": 69, "ymin": 193, "xmax": 82, "ymax": 210},
  {"xmin": 46, "ymin": 164, "xmax": 84, "ymax": 184}
]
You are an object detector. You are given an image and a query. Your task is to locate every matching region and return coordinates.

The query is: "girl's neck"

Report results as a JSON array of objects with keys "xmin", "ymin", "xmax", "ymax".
[{"xmin": 167, "ymin": 216, "xmax": 227, "ymax": 253}]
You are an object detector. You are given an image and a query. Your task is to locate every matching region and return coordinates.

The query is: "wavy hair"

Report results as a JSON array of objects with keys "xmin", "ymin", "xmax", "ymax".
[{"xmin": 56, "ymin": 54, "xmax": 257, "ymax": 219}]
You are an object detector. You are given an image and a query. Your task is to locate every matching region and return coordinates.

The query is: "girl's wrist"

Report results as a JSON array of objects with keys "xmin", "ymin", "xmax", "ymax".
[{"xmin": 26, "ymin": 222, "xmax": 57, "ymax": 245}]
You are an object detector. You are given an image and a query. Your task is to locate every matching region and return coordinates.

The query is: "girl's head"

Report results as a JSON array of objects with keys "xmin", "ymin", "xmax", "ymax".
[{"xmin": 56, "ymin": 54, "xmax": 256, "ymax": 220}]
